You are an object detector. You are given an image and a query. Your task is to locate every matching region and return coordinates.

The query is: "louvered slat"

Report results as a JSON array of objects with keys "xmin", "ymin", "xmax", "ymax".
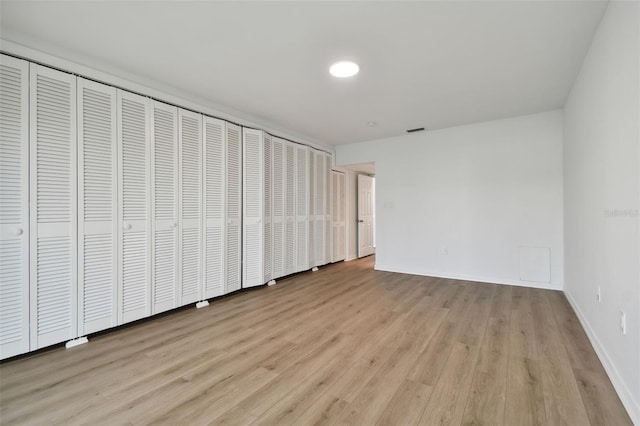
[
  {"xmin": 296, "ymin": 146, "xmax": 309, "ymax": 271},
  {"xmin": 285, "ymin": 143, "xmax": 296, "ymax": 274},
  {"xmin": 203, "ymin": 116, "xmax": 225, "ymax": 298},
  {"xmin": 314, "ymin": 150, "xmax": 325, "ymax": 266},
  {"xmin": 122, "ymin": 231, "xmax": 147, "ymax": 316},
  {"xmin": 325, "ymin": 153, "xmax": 332, "ymax": 263},
  {"xmin": 0, "ymin": 55, "xmax": 29, "ymax": 359},
  {"xmin": 78, "ymin": 78, "xmax": 117, "ymax": 335},
  {"xmin": 152, "ymin": 102, "xmax": 178, "ymax": 313},
  {"xmin": 178, "ymin": 110, "xmax": 202, "ymax": 304},
  {"xmin": 181, "ymin": 228, "xmax": 200, "ymax": 302},
  {"xmin": 308, "ymin": 149, "xmax": 315, "ymax": 268},
  {"xmin": 272, "ymin": 138, "xmax": 285, "ymax": 278},
  {"xmin": 118, "ymin": 90, "xmax": 150, "ymax": 324},
  {"xmin": 30, "ymin": 64, "xmax": 77, "ymax": 349},
  {"xmin": 242, "ymin": 128, "xmax": 263, "ymax": 287},
  {"xmin": 263, "ymin": 133, "xmax": 272, "ymax": 281},
  {"xmin": 225, "ymin": 123, "xmax": 241, "ymax": 293}
]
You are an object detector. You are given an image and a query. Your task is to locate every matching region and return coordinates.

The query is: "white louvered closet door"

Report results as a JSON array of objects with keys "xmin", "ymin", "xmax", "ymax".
[
  {"xmin": 151, "ymin": 101, "xmax": 178, "ymax": 314},
  {"xmin": 0, "ymin": 55, "xmax": 29, "ymax": 359},
  {"xmin": 324, "ymin": 153, "xmax": 332, "ymax": 263},
  {"xmin": 225, "ymin": 123, "xmax": 242, "ymax": 293},
  {"xmin": 178, "ymin": 110, "xmax": 202, "ymax": 304},
  {"xmin": 242, "ymin": 128, "xmax": 263, "ymax": 288},
  {"xmin": 314, "ymin": 149, "xmax": 325, "ymax": 267},
  {"xmin": 331, "ymin": 171, "xmax": 346, "ymax": 263},
  {"xmin": 271, "ymin": 137, "xmax": 285, "ymax": 279},
  {"xmin": 29, "ymin": 64, "xmax": 78, "ymax": 349},
  {"xmin": 284, "ymin": 142, "xmax": 296, "ymax": 275},
  {"xmin": 295, "ymin": 145, "xmax": 309, "ymax": 272},
  {"xmin": 117, "ymin": 90, "xmax": 151, "ymax": 324},
  {"xmin": 263, "ymin": 133, "xmax": 273, "ymax": 283},
  {"xmin": 203, "ymin": 117, "xmax": 225, "ymax": 298},
  {"xmin": 77, "ymin": 78, "xmax": 117, "ymax": 336},
  {"xmin": 308, "ymin": 149, "xmax": 315, "ymax": 268}
]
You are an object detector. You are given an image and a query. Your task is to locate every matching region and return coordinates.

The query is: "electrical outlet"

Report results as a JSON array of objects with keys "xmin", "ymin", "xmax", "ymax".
[
  {"xmin": 596, "ymin": 286, "xmax": 601, "ymax": 302},
  {"xmin": 620, "ymin": 311, "xmax": 626, "ymax": 335}
]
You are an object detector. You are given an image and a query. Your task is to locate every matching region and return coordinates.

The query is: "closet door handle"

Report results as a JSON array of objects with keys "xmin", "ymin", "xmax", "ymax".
[
  {"xmin": 169, "ymin": 222, "xmax": 177, "ymax": 229},
  {"xmin": 123, "ymin": 223, "xmax": 132, "ymax": 230},
  {"xmin": 15, "ymin": 228, "xmax": 23, "ymax": 236}
]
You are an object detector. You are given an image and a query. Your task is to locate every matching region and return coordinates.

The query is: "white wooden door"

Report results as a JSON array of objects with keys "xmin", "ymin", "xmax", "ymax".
[
  {"xmin": 295, "ymin": 145, "xmax": 309, "ymax": 272},
  {"xmin": 202, "ymin": 116, "xmax": 225, "ymax": 298},
  {"xmin": 117, "ymin": 90, "xmax": 151, "ymax": 324},
  {"xmin": 314, "ymin": 150, "xmax": 325, "ymax": 266},
  {"xmin": 0, "ymin": 55, "xmax": 30, "ymax": 358},
  {"xmin": 243, "ymin": 128, "xmax": 263, "ymax": 288},
  {"xmin": 263, "ymin": 133, "xmax": 272, "ymax": 283},
  {"xmin": 151, "ymin": 101, "xmax": 178, "ymax": 314},
  {"xmin": 324, "ymin": 153, "xmax": 332, "ymax": 263},
  {"xmin": 358, "ymin": 174, "xmax": 375, "ymax": 258},
  {"xmin": 308, "ymin": 149, "xmax": 315, "ymax": 268},
  {"xmin": 178, "ymin": 109, "xmax": 202, "ymax": 304},
  {"xmin": 77, "ymin": 78, "xmax": 118, "ymax": 335},
  {"xmin": 225, "ymin": 123, "xmax": 242, "ymax": 293},
  {"xmin": 331, "ymin": 171, "xmax": 346, "ymax": 262},
  {"xmin": 271, "ymin": 137, "xmax": 285, "ymax": 278},
  {"xmin": 284, "ymin": 142, "xmax": 296, "ymax": 275},
  {"xmin": 29, "ymin": 64, "xmax": 78, "ymax": 348}
]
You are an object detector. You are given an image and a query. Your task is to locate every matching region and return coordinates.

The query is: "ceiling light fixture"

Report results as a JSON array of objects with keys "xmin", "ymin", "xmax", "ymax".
[
  {"xmin": 329, "ymin": 61, "xmax": 359, "ymax": 78},
  {"xmin": 367, "ymin": 121, "xmax": 377, "ymax": 127}
]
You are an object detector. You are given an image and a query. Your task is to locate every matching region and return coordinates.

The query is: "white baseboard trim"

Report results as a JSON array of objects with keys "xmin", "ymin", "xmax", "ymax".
[
  {"xmin": 373, "ymin": 263, "xmax": 561, "ymax": 290},
  {"xmin": 564, "ymin": 290, "xmax": 639, "ymax": 425}
]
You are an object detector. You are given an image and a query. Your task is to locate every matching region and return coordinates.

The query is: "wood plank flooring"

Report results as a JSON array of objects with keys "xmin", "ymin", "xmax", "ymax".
[{"xmin": 0, "ymin": 256, "xmax": 632, "ymax": 425}]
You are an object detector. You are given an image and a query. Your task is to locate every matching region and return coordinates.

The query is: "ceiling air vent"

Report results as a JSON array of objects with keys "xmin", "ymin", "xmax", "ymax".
[{"xmin": 406, "ymin": 127, "xmax": 425, "ymax": 133}]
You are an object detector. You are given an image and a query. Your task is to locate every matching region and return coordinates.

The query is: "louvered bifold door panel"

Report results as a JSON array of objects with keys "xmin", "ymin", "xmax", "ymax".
[
  {"xmin": 225, "ymin": 123, "xmax": 242, "ymax": 293},
  {"xmin": 331, "ymin": 171, "xmax": 346, "ymax": 263},
  {"xmin": 152, "ymin": 102, "xmax": 178, "ymax": 314},
  {"xmin": 0, "ymin": 55, "xmax": 29, "ymax": 359},
  {"xmin": 178, "ymin": 110, "xmax": 202, "ymax": 304},
  {"xmin": 314, "ymin": 149, "xmax": 325, "ymax": 267},
  {"xmin": 117, "ymin": 90, "xmax": 151, "ymax": 324},
  {"xmin": 77, "ymin": 78, "xmax": 117, "ymax": 335},
  {"xmin": 295, "ymin": 145, "xmax": 309, "ymax": 272},
  {"xmin": 271, "ymin": 137, "xmax": 285, "ymax": 279},
  {"xmin": 263, "ymin": 133, "xmax": 272, "ymax": 282},
  {"xmin": 242, "ymin": 128, "xmax": 263, "ymax": 288},
  {"xmin": 203, "ymin": 116, "xmax": 225, "ymax": 298},
  {"xmin": 29, "ymin": 64, "xmax": 78, "ymax": 349},
  {"xmin": 308, "ymin": 149, "xmax": 315, "ymax": 268},
  {"xmin": 284, "ymin": 142, "xmax": 296, "ymax": 275},
  {"xmin": 324, "ymin": 154, "xmax": 332, "ymax": 264}
]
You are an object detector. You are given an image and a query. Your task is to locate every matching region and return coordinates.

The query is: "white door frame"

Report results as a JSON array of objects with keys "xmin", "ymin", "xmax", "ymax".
[{"xmin": 357, "ymin": 174, "xmax": 375, "ymax": 258}]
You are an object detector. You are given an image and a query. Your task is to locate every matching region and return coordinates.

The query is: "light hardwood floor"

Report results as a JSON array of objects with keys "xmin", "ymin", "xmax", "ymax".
[{"xmin": 0, "ymin": 256, "xmax": 632, "ymax": 425}]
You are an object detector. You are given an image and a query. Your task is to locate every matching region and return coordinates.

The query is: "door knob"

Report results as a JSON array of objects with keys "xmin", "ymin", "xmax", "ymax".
[
  {"xmin": 358, "ymin": 220, "xmax": 364, "ymax": 223},
  {"xmin": 123, "ymin": 223, "xmax": 132, "ymax": 230},
  {"xmin": 15, "ymin": 228, "xmax": 23, "ymax": 236},
  {"xmin": 170, "ymin": 222, "xmax": 177, "ymax": 228}
]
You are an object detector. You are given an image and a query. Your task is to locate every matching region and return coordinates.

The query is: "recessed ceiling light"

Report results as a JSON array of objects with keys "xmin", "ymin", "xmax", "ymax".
[
  {"xmin": 367, "ymin": 121, "xmax": 377, "ymax": 127},
  {"xmin": 330, "ymin": 61, "xmax": 359, "ymax": 78}
]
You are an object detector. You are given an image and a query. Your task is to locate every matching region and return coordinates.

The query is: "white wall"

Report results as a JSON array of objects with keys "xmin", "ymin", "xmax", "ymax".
[
  {"xmin": 563, "ymin": 1, "xmax": 639, "ymax": 422},
  {"xmin": 336, "ymin": 110, "xmax": 564, "ymax": 289}
]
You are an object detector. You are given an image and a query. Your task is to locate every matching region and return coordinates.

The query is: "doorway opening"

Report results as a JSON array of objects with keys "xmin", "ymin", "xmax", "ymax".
[{"xmin": 335, "ymin": 162, "xmax": 375, "ymax": 262}]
